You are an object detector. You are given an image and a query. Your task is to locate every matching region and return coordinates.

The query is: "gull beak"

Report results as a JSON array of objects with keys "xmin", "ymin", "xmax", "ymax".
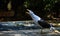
[
  {"xmin": 26, "ymin": 9, "xmax": 29, "ymax": 11},
  {"xmin": 26, "ymin": 9, "xmax": 29, "ymax": 14},
  {"xmin": 26, "ymin": 12, "xmax": 29, "ymax": 14}
]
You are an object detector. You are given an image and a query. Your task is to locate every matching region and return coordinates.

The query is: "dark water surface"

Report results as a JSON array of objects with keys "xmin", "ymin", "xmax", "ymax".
[{"xmin": 0, "ymin": 21, "xmax": 60, "ymax": 36}]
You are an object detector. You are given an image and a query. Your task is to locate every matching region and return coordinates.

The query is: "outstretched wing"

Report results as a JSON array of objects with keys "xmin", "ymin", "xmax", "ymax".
[{"xmin": 38, "ymin": 20, "xmax": 51, "ymax": 28}]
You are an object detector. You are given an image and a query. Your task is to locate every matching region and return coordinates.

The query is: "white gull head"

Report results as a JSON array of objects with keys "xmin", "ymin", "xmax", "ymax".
[{"xmin": 26, "ymin": 9, "xmax": 41, "ymax": 22}]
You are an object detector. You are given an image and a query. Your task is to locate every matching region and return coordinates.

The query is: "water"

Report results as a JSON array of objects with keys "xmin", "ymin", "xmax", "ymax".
[
  {"xmin": 0, "ymin": 21, "xmax": 60, "ymax": 36},
  {"xmin": 0, "ymin": 21, "xmax": 41, "ymax": 31}
]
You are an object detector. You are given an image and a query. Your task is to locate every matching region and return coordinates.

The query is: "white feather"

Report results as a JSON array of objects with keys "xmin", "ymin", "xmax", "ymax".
[{"xmin": 27, "ymin": 9, "xmax": 41, "ymax": 22}]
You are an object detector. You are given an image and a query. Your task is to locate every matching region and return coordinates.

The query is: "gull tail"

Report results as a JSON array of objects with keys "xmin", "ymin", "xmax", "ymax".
[{"xmin": 50, "ymin": 23, "xmax": 60, "ymax": 33}]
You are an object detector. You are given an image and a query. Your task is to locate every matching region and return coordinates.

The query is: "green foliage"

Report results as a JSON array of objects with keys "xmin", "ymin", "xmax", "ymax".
[{"xmin": 24, "ymin": 0, "xmax": 60, "ymax": 19}]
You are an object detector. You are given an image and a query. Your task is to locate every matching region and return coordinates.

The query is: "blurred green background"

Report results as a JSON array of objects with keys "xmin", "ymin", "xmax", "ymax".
[{"xmin": 0, "ymin": 0, "xmax": 60, "ymax": 21}]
